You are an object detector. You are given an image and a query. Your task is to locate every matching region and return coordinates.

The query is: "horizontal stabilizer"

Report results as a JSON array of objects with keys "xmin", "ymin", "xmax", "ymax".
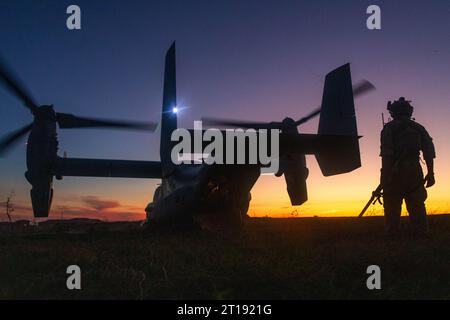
[{"xmin": 54, "ymin": 157, "xmax": 162, "ymax": 179}]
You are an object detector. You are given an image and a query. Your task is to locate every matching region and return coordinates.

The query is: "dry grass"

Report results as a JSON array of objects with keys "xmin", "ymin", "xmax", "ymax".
[{"xmin": 0, "ymin": 215, "xmax": 449, "ymax": 299}]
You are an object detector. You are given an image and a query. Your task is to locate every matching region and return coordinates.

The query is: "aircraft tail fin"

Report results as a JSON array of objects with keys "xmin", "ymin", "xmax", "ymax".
[
  {"xmin": 160, "ymin": 42, "xmax": 177, "ymax": 176},
  {"xmin": 315, "ymin": 63, "xmax": 361, "ymax": 176}
]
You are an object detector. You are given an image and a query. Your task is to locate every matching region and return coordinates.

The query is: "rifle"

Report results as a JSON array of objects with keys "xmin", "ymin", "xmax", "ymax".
[
  {"xmin": 358, "ymin": 184, "xmax": 383, "ymax": 217},
  {"xmin": 359, "ymin": 111, "xmax": 388, "ymax": 218}
]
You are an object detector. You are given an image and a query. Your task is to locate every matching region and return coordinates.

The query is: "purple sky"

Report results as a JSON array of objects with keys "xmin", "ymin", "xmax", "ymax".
[{"xmin": 1, "ymin": 0, "xmax": 450, "ymax": 219}]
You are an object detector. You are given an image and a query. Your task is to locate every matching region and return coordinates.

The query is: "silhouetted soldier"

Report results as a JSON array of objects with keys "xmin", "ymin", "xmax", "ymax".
[{"xmin": 380, "ymin": 97, "xmax": 435, "ymax": 237}]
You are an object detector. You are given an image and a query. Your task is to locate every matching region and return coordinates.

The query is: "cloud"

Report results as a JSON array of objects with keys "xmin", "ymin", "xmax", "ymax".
[
  {"xmin": 51, "ymin": 203, "xmax": 144, "ymax": 221},
  {"xmin": 0, "ymin": 196, "xmax": 145, "ymax": 222},
  {"xmin": 81, "ymin": 196, "xmax": 120, "ymax": 211},
  {"xmin": 52, "ymin": 196, "xmax": 144, "ymax": 221}
]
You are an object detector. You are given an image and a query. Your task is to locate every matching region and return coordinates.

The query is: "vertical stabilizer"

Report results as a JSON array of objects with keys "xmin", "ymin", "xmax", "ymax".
[
  {"xmin": 160, "ymin": 42, "xmax": 177, "ymax": 176},
  {"xmin": 315, "ymin": 63, "xmax": 361, "ymax": 176}
]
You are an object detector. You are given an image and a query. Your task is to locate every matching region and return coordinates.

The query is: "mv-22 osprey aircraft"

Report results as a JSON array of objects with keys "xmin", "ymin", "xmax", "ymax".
[{"xmin": 0, "ymin": 42, "xmax": 374, "ymax": 225}]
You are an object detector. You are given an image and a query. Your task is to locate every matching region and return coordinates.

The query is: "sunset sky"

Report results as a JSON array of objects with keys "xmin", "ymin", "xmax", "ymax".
[{"xmin": 1, "ymin": 0, "xmax": 450, "ymax": 221}]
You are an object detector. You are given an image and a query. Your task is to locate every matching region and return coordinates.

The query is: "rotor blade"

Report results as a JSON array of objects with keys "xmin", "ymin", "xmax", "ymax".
[
  {"xmin": 201, "ymin": 118, "xmax": 283, "ymax": 130},
  {"xmin": 352, "ymin": 80, "xmax": 376, "ymax": 97},
  {"xmin": 203, "ymin": 80, "xmax": 376, "ymax": 129},
  {"xmin": 0, "ymin": 55, "xmax": 38, "ymax": 111},
  {"xmin": 0, "ymin": 122, "xmax": 33, "ymax": 156},
  {"xmin": 295, "ymin": 108, "xmax": 321, "ymax": 126},
  {"xmin": 56, "ymin": 113, "xmax": 158, "ymax": 131},
  {"xmin": 295, "ymin": 80, "xmax": 376, "ymax": 126}
]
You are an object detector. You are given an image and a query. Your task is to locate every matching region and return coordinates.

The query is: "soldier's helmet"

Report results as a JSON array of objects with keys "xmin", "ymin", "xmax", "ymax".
[{"xmin": 387, "ymin": 97, "xmax": 414, "ymax": 118}]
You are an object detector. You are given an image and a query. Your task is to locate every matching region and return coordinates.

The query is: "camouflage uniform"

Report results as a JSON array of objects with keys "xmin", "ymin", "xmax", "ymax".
[{"xmin": 380, "ymin": 119, "xmax": 435, "ymax": 235}]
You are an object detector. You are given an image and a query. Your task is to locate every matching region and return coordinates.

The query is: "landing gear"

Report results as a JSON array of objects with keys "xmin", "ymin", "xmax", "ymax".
[
  {"xmin": 227, "ymin": 195, "xmax": 251, "ymax": 227},
  {"xmin": 240, "ymin": 197, "xmax": 250, "ymax": 221},
  {"xmin": 141, "ymin": 202, "xmax": 195, "ymax": 231}
]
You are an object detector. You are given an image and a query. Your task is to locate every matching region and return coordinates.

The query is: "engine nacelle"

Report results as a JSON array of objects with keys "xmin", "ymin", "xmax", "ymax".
[
  {"xmin": 278, "ymin": 153, "xmax": 309, "ymax": 206},
  {"xmin": 30, "ymin": 184, "xmax": 53, "ymax": 218},
  {"xmin": 277, "ymin": 118, "xmax": 309, "ymax": 206},
  {"xmin": 25, "ymin": 106, "xmax": 58, "ymax": 218}
]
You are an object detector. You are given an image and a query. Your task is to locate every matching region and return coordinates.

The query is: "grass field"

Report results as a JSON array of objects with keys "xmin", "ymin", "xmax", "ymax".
[{"xmin": 0, "ymin": 215, "xmax": 449, "ymax": 300}]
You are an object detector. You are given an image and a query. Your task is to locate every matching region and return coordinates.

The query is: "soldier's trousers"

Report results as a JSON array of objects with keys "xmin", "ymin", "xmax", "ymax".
[{"xmin": 383, "ymin": 163, "xmax": 428, "ymax": 235}]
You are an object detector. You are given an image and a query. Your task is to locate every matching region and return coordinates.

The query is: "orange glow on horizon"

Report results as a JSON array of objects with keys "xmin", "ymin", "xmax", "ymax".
[
  {"xmin": 5, "ymin": 149, "xmax": 450, "ymax": 222},
  {"xmin": 4, "ymin": 129, "xmax": 450, "ymax": 222}
]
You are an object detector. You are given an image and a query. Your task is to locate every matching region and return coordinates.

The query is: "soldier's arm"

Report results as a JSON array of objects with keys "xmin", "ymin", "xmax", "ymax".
[
  {"xmin": 424, "ymin": 156, "xmax": 435, "ymax": 188},
  {"xmin": 420, "ymin": 127, "xmax": 435, "ymax": 168},
  {"xmin": 420, "ymin": 126, "xmax": 436, "ymax": 187},
  {"xmin": 425, "ymin": 154, "xmax": 434, "ymax": 176}
]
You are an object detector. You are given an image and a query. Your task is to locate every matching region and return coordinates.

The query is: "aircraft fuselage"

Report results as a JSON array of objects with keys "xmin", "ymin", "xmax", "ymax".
[{"xmin": 146, "ymin": 163, "xmax": 260, "ymax": 223}]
